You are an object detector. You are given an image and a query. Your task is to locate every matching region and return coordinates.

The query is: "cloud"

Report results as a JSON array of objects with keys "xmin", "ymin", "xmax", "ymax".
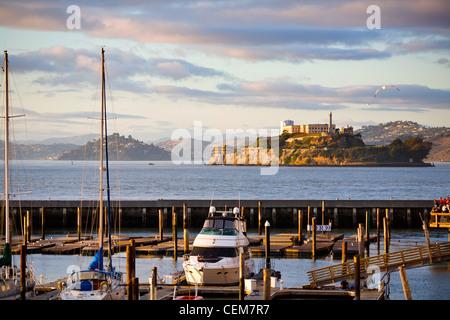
[
  {"xmin": 152, "ymin": 80, "xmax": 450, "ymax": 112},
  {"xmin": 1, "ymin": 0, "xmax": 449, "ymax": 63},
  {"xmin": 8, "ymin": 46, "xmax": 226, "ymax": 94}
]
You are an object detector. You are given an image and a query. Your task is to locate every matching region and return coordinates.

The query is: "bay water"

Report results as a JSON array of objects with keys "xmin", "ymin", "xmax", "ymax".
[{"xmin": 4, "ymin": 160, "xmax": 450, "ymax": 300}]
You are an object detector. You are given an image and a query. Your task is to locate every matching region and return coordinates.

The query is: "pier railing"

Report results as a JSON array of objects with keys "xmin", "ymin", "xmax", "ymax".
[
  {"xmin": 428, "ymin": 212, "xmax": 450, "ymax": 229},
  {"xmin": 307, "ymin": 241, "xmax": 450, "ymax": 287}
]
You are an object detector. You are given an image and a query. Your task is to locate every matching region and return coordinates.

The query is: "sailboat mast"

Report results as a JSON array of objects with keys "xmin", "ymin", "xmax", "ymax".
[
  {"xmin": 4, "ymin": 51, "xmax": 10, "ymax": 245},
  {"xmin": 99, "ymin": 48, "xmax": 105, "ymax": 249}
]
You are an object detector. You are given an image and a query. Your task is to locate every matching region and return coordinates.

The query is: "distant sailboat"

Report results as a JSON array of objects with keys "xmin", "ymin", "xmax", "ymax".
[
  {"xmin": 0, "ymin": 50, "xmax": 35, "ymax": 299},
  {"xmin": 59, "ymin": 48, "xmax": 125, "ymax": 300}
]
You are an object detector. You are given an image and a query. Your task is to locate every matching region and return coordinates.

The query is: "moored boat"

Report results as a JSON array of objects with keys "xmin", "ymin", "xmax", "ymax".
[
  {"xmin": 59, "ymin": 48, "xmax": 125, "ymax": 300},
  {"xmin": 183, "ymin": 206, "xmax": 254, "ymax": 286}
]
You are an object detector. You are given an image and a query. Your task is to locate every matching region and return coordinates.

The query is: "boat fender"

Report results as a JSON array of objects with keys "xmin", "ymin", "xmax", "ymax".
[{"xmin": 100, "ymin": 281, "xmax": 109, "ymax": 292}]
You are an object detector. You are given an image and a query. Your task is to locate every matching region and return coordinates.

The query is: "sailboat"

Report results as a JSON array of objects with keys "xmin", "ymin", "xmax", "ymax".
[
  {"xmin": 0, "ymin": 50, "xmax": 35, "ymax": 299},
  {"xmin": 59, "ymin": 48, "xmax": 125, "ymax": 300}
]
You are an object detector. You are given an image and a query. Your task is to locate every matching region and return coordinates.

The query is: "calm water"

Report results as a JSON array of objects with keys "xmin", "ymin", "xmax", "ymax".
[
  {"xmin": 18, "ymin": 228, "xmax": 450, "ymax": 300},
  {"xmin": 5, "ymin": 160, "xmax": 450, "ymax": 200},
  {"xmin": 4, "ymin": 160, "xmax": 450, "ymax": 300}
]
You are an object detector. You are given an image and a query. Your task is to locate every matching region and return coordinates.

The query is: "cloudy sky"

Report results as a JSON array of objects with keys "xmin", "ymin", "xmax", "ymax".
[{"xmin": 0, "ymin": 0, "xmax": 449, "ymax": 143}]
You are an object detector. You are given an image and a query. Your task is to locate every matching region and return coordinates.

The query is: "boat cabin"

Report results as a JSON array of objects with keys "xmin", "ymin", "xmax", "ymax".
[{"xmin": 200, "ymin": 207, "xmax": 247, "ymax": 236}]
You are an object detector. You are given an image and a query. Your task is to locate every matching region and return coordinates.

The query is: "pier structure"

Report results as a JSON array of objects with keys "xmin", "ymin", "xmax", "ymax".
[{"xmin": 6, "ymin": 199, "xmax": 433, "ymax": 232}]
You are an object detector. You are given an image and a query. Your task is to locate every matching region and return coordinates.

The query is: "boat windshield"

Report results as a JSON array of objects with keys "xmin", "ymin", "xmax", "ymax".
[
  {"xmin": 69, "ymin": 271, "xmax": 110, "ymax": 283},
  {"xmin": 191, "ymin": 246, "xmax": 238, "ymax": 258},
  {"xmin": 199, "ymin": 218, "xmax": 238, "ymax": 235}
]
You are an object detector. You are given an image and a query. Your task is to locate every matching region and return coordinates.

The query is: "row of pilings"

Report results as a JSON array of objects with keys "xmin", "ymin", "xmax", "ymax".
[{"xmin": 6, "ymin": 199, "xmax": 434, "ymax": 232}]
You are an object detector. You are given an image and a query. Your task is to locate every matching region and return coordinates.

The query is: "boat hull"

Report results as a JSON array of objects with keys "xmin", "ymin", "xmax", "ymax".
[{"xmin": 184, "ymin": 259, "xmax": 254, "ymax": 286}]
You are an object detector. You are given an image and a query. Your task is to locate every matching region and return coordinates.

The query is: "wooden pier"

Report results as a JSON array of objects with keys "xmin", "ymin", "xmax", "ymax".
[{"xmin": 307, "ymin": 241, "xmax": 450, "ymax": 287}]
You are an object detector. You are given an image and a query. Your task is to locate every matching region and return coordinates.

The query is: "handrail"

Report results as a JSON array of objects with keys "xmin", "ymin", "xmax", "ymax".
[{"xmin": 307, "ymin": 241, "xmax": 450, "ymax": 287}]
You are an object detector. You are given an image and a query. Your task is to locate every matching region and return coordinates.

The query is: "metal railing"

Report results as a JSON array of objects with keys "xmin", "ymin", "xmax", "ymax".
[{"xmin": 307, "ymin": 242, "xmax": 450, "ymax": 287}]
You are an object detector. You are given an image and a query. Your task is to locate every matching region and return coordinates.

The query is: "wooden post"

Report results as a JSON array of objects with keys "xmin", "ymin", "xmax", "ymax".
[
  {"xmin": 399, "ymin": 265, "xmax": 412, "ymax": 300},
  {"xmin": 77, "ymin": 207, "xmax": 81, "ymax": 242},
  {"xmin": 132, "ymin": 277, "xmax": 139, "ymax": 300},
  {"xmin": 383, "ymin": 217, "xmax": 389, "ymax": 254},
  {"xmin": 183, "ymin": 203, "xmax": 189, "ymax": 254},
  {"xmin": 342, "ymin": 241, "xmax": 347, "ymax": 263},
  {"xmin": 239, "ymin": 251, "xmax": 245, "ymax": 300},
  {"xmin": 307, "ymin": 206, "xmax": 311, "ymax": 238},
  {"xmin": 385, "ymin": 208, "xmax": 390, "ymax": 244},
  {"xmin": 263, "ymin": 268, "xmax": 271, "ymax": 300},
  {"xmin": 321, "ymin": 201, "xmax": 325, "ymax": 234},
  {"xmin": 20, "ymin": 244, "xmax": 27, "ymax": 300},
  {"xmin": 420, "ymin": 213, "xmax": 433, "ymax": 263},
  {"xmin": 365, "ymin": 211, "xmax": 370, "ymax": 244},
  {"xmin": 172, "ymin": 206, "xmax": 177, "ymax": 260},
  {"xmin": 265, "ymin": 221, "xmax": 271, "ymax": 270},
  {"xmin": 354, "ymin": 254, "xmax": 360, "ymax": 300},
  {"xmin": 376, "ymin": 208, "xmax": 380, "ymax": 254},
  {"xmin": 150, "ymin": 267, "xmax": 157, "ymax": 300},
  {"xmin": 258, "ymin": 201, "xmax": 262, "ymax": 235},
  {"xmin": 298, "ymin": 209, "xmax": 303, "ymax": 245},
  {"xmin": 23, "ymin": 216, "xmax": 27, "ymax": 245},
  {"xmin": 127, "ymin": 239, "xmax": 136, "ymax": 301},
  {"xmin": 311, "ymin": 217, "xmax": 316, "ymax": 258},
  {"xmin": 26, "ymin": 211, "xmax": 31, "ymax": 243},
  {"xmin": 41, "ymin": 207, "xmax": 45, "ymax": 240},
  {"xmin": 357, "ymin": 223, "xmax": 365, "ymax": 258},
  {"xmin": 159, "ymin": 209, "xmax": 163, "ymax": 242}
]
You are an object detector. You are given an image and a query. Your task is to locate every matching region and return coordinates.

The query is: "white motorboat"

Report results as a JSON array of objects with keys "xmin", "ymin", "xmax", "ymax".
[{"xmin": 183, "ymin": 206, "xmax": 254, "ymax": 286}]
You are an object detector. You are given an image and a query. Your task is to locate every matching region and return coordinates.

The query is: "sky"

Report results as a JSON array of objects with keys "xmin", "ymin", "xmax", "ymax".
[{"xmin": 0, "ymin": 0, "xmax": 449, "ymax": 143}]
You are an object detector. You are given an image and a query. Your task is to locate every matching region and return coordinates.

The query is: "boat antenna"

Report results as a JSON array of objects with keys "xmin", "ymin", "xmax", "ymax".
[{"xmin": 210, "ymin": 191, "xmax": 215, "ymax": 207}]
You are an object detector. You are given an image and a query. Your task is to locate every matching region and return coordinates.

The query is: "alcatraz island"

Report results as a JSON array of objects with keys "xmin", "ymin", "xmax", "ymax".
[{"xmin": 209, "ymin": 113, "xmax": 440, "ymax": 167}]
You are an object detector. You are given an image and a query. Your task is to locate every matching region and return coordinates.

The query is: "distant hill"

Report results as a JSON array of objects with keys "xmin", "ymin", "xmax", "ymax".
[
  {"xmin": 355, "ymin": 121, "xmax": 450, "ymax": 145},
  {"xmin": 355, "ymin": 121, "xmax": 450, "ymax": 162},
  {"xmin": 57, "ymin": 133, "xmax": 171, "ymax": 161}
]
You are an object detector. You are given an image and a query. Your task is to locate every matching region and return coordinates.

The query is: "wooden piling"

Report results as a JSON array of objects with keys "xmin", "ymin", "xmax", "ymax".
[
  {"xmin": 265, "ymin": 221, "xmax": 271, "ymax": 270},
  {"xmin": 183, "ymin": 203, "xmax": 189, "ymax": 254},
  {"xmin": 41, "ymin": 207, "xmax": 45, "ymax": 240},
  {"xmin": 77, "ymin": 207, "xmax": 81, "ymax": 242},
  {"xmin": 354, "ymin": 254, "xmax": 360, "ymax": 300},
  {"xmin": 159, "ymin": 209, "xmax": 163, "ymax": 242},
  {"xmin": 26, "ymin": 211, "xmax": 31, "ymax": 243},
  {"xmin": 311, "ymin": 217, "xmax": 316, "ymax": 258},
  {"xmin": 307, "ymin": 206, "xmax": 311, "ymax": 238},
  {"xmin": 150, "ymin": 267, "xmax": 157, "ymax": 300},
  {"xmin": 298, "ymin": 209, "xmax": 303, "ymax": 245},
  {"xmin": 376, "ymin": 208, "xmax": 380, "ymax": 254},
  {"xmin": 263, "ymin": 268, "xmax": 271, "ymax": 300},
  {"xmin": 23, "ymin": 216, "xmax": 27, "ymax": 245},
  {"xmin": 20, "ymin": 244, "xmax": 27, "ymax": 300},
  {"xmin": 385, "ymin": 208, "xmax": 390, "ymax": 244},
  {"xmin": 258, "ymin": 201, "xmax": 262, "ymax": 235},
  {"xmin": 383, "ymin": 217, "xmax": 389, "ymax": 254},
  {"xmin": 321, "ymin": 201, "xmax": 325, "ymax": 234},
  {"xmin": 399, "ymin": 265, "xmax": 412, "ymax": 300},
  {"xmin": 365, "ymin": 211, "xmax": 370, "ymax": 246},
  {"xmin": 172, "ymin": 206, "xmax": 177, "ymax": 260},
  {"xmin": 342, "ymin": 241, "xmax": 347, "ymax": 263},
  {"xmin": 132, "ymin": 277, "xmax": 139, "ymax": 300},
  {"xmin": 127, "ymin": 239, "xmax": 136, "ymax": 301}
]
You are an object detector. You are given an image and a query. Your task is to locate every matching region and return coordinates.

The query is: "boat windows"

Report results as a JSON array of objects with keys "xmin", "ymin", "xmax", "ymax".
[
  {"xmin": 200, "ymin": 218, "xmax": 238, "ymax": 235},
  {"xmin": 191, "ymin": 246, "xmax": 238, "ymax": 258}
]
